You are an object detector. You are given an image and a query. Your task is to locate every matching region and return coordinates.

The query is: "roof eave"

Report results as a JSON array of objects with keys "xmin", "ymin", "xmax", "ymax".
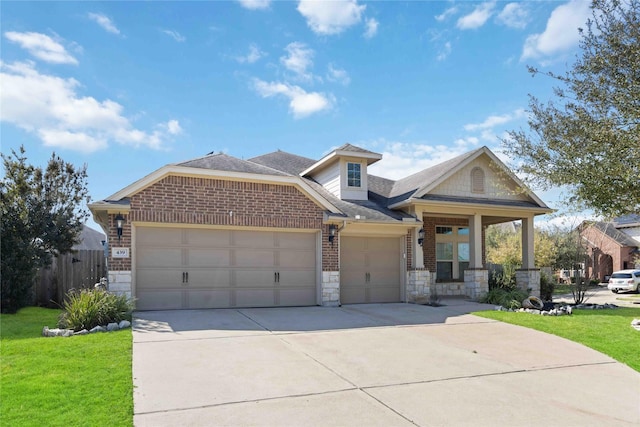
[
  {"xmin": 300, "ymin": 150, "xmax": 382, "ymax": 177},
  {"xmin": 389, "ymin": 197, "xmax": 554, "ymax": 216}
]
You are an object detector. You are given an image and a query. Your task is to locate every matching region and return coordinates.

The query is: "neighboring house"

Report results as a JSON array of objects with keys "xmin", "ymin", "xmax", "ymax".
[
  {"xmin": 89, "ymin": 144, "xmax": 551, "ymax": 310},
  {"xmin": 580, "ymin": 214, "xmax": 640, "ymax": 282}
]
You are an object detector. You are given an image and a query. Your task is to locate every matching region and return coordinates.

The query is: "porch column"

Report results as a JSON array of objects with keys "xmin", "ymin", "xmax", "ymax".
[
  {"xmin": 469, "ymin": 213, "xmax": 483, "ymax": 268},
  {"xmin": 521, "ymin": 216, "xmax": 535, "ymax": 269}
]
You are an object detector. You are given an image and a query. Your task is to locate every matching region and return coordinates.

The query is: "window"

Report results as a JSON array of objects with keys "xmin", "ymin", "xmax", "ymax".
[
  {"xmin": 471, "ymin": 167, "xmax": 485, "ymax": 193},
  {"xmin": 435, "ymin": 226, "xmax": 469, "ymax": 281},
  {"xmin": 347, "ymin": 162, "xmax": 361, "ymax": 187}
]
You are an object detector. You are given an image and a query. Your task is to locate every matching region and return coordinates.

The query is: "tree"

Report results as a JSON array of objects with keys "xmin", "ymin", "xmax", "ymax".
[
  {"xmin": 503, "ymin": 0, "xmax": 639, "ymax": 218},
  {"xmin": 1, "ymin": 147, "xmax": 90, "ymax": 313}
]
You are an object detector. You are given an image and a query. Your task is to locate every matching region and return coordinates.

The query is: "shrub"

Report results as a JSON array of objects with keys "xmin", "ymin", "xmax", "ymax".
[
  {"xmin": 58, "ymin": 289, "xmax": 133, "ymax": 331},
  {"xmin": 489, "ymin": 264, "xmax": 517, "ymax": 291},
  {"xmin": 480, "ymin": 287, "xmax": 529, "ymax": 309},
  {"xmin": 540, "ymin": 274, "xmax": 555, "ymax": 301}
]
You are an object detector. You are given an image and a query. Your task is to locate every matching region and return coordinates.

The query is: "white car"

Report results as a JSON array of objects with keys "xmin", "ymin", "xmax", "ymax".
[{"xmin": 607, "ymin": 269, "xmax": 640, "ymax": 293}]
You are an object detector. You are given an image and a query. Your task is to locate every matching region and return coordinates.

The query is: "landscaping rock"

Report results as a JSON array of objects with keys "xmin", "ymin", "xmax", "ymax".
[
  {"xmin": 106, "ymin": 322, "xmax": 119, "ymax": 332},
  {"xmin": 118, "ymin": 320, "xmax": 131, "ymax": 329},
  {"xmin": 631, "ymin": 319, "xmax": 640, "ymax": 331},
  {"xmin": 90, "ymin": 325, "xmax": 106, "ymax": 333},
  {"xmin": 42, "ymin": 327, "xmax": 75, "ymax": 337},
  {"xmin": 75, "ymin": 329, "xmax": 89, "ymax": 335}
]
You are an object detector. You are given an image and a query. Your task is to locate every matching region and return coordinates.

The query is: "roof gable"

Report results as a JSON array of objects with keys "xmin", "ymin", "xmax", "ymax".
[{"xmin": 387, "ymin": 146, "xmax": 549, "ymax": 209}]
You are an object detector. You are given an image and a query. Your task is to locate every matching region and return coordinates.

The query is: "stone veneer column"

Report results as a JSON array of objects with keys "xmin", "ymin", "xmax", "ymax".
[
  {"xmin": 406, "ymin": 269, "xmax": 431, "ymax": 303},
  {"xmin": 321, "ymin": 271, "xmax": 340, "ymax": 306},
  {"xmin": 464, "ymin": 269, "xmax": 488, "ymax": 300},
  {"xmin": 516, "ymin": 269, "xmax": 541, "ymax": 297},
  {"xmin": 108, "ymin": 271, "xmax": 132, "ymax": 299}
]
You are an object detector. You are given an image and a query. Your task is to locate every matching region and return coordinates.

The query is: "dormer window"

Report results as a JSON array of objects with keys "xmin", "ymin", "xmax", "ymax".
[{"xmin": 347, "ymin": 162, "xmax": 361, "ymax": 188}]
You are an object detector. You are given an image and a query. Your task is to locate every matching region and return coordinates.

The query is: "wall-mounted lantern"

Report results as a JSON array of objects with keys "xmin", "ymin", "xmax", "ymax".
[
  {"xmin": 328, "ymin": 224, "xmax": 337, "ymax": 246},
  {"xmin": 115, "ymin": 213, "xmax": 125, "ymax": 241},
  {"xmin": 418, "ymin": 228, "xmax": 425, "ymax": 247}
]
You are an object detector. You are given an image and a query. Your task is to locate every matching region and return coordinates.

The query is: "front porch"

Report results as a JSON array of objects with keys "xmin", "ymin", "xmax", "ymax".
[{"xmin": 405, "ymin": 212, "xmax": 542, "ymax": 302}]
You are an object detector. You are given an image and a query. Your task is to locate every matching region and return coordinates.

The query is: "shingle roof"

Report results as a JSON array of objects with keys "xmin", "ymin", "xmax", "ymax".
[
  {"xmin": 335, "ymin": 143, "xmax": 381, "ymax": 156},
  {"xmin": 248, "ymin": 150, "xmax": 316, "ymax": 175},
  {"xmin": 177, "ymin": 153, "xmax": 290, "ymax": 176},
  {"xmin": 592, "ymin": 221, "xmax": 639, "ymax": 247},
  {"xmin": 73, "ymin": 225, "xmax": 106, "ymax": 251},
  {"xmin": 613, "ymin": 214, "xmax": 640, "ymax": 228}
]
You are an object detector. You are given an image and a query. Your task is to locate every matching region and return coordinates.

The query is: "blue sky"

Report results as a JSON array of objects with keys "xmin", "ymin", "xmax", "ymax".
[{"xmin": 1, "ymin": 1, "xmax": 595, "ymax": 231}]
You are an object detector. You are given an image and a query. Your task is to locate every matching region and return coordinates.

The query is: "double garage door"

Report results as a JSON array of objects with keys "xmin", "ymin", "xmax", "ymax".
[
  {"xmin": 340, "ymin": 236, "xmax": 402, "ymax": 304},
  {"xmin": 135, "ymin": 227, "xmax": 317, "ymax": 310}
]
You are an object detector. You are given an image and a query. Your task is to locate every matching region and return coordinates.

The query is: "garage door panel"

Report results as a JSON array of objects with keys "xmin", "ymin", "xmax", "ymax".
[
  {"xmin": 187, "ymin": 290, "xmax": 231, "ymax": 309},
  {"xmin": 279, "ymin": 288, "xmax": 316, "ymax": 306},
  {"xmin": 187, "ymin": 229, "xmax": 230, "ymax": 246},
  {"xmin": 187, "ymin": 269, "xmax": 232, "ymax": 288},
  {"xmin": 188, "ymin": 249, "xmax": 231, "ymax": 268},
  {"xmin": 278, "ymin": 250, "xmax": 316, "ymax": 269},
  {"xmin": 235, "ymin": 250, "xmax": 275, "ymax": 267},
  {"xmin": 137, "ymin": 227, "xmax": 183, "ymax": 246},
  {"xmin": 341, "ymin": 288, "xmax": 366, "ymax": 305},
  {"xmin": 234, "ymin": 230, "xmax": 274, "ymax": 248},
  {"xmin": 235, "ymin": 270, "xmax": 277, "ymax": 287},
  {"xmin": 137, "ymin": 248, "xmax": 183, "ymax": 268},
  {"xmin": 137, "ymin": 269, "xmax": 182, "ymax": 289},
  {"xmin": 341, "ymin": 236, "xmax": 365, "ymax": 252},
  {"xmin": 278, "ymin": 270, "xmax": 316, "ymax": 286},
  {"xmin": 278, "ymin": 232, "xmax": 316, "ymax": 248},
  {"xmin": 136, "ymin": 291, "xmax": 182, "ymax": 310},
  {"xmin": 235, "ymin": 289, "xmax": 276, "ymax": 307}
]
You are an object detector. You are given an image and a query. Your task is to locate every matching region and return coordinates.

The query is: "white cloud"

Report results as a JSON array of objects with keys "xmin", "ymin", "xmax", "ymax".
[
  {"xmin": 252, "ymin": 79, "xmax": 333, "ymax": 118},
  {"xmin": 456, "ymin": 1, "xmax": 496, "ymax": 30},
  {"xmin": 297, "ymin": 0, "xmax": 365, "ymax": 35},
  {"xmin": 162, "ymin": 29, "xmax": 186, "ymax": 42},
  {"xmin": 0, "ymin": 61, "xmax": 180, "ymax": 153},
  {"xmin": 280, "ymin": 42, "xmax": 314, "ymax": 80},
  {"xmin": 164, "ymin": 119, "xmax": 183, "ymax": 135},
  {"xmin": 363, "ymin": 18, "xmax": 378, "ymax": 39},
  {"xmin": 435, "ymin": 6, "xmax": 458, "ymax": 22},
  {"xmin": 521, "ymin": 0, "xmax": 591, "ymax": 62},
  {"xmin": 236, "ymin": 43, "xmax": 266, "ymax": 64},
  {"xmin": 326, "ymin": 63, "xmax": 350, "ymax": 85},
  {"xmin": 436, "ymin": 41, "xmax": 452, "ymax": 61},
  {"xmin": 4, "ymin": 31, "xmax": 78, "ymax": 65},
  {"xmin": 236, "ymin": 0, "xmax": 271, "ymax": 10},
  {"xmin": 87, "ymin": 13, "xmax": 120, "ymax": 35},
  {"xmin": 464, "ymin": 109, "xmax": 525, "ymax": 131},
  {"xmin": 496, "ymin": 3, "xmax": 529, "ymax": 29},
  {"xmin": 366, "ymin": 140, "xmax": 476, "ymax": 180}
]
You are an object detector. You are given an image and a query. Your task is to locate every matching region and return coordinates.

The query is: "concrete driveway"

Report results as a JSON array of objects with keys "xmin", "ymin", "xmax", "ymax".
[{"xmin": 133, "ymin": 299, "xmax": 640, "ymax": 426}]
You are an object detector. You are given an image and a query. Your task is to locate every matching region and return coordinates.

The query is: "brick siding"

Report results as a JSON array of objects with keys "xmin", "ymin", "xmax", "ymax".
[{"xmin": 107, "ymin": 175, "xmax": 328, "ymax": 270}]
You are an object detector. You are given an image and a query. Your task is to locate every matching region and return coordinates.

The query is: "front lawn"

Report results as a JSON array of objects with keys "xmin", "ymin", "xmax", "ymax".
[
  {"xmin": 1, "ymin": 307, "xmax": 133, "ymax": 426},
  {"xmin": 475, "ymin": 307, "xmax": 640, "ymax": 372}
]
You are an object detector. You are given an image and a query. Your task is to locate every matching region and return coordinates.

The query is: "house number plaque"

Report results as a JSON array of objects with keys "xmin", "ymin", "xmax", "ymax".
[{"xmin": 112, "ymin": 247, "xmax": 130, "ymax": 258}]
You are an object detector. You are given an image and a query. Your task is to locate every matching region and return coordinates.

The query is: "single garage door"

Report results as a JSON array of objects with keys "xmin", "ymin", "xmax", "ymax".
[
  {"xmin": 135, "ymin": 227, "xmax": 317, "ymax": 310},
  {"xmin": 340, "ymin": 236, "xmax": 402, "ymax": 304}
]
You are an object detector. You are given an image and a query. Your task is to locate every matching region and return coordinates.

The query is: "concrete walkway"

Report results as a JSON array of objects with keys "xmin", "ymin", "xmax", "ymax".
[{"xmin": 133, "ymin": 299, "xmax": 640, "ymax": 426}]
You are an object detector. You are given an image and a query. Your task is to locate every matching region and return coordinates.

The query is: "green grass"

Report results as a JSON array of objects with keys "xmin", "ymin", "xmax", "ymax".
[
  {"xmin": 475, "ymin": 307, "xmax": 640, "ymax": 372},
  {"xmin": 1, "ymin": 307, "xmax": 133, "ymax": 427}
]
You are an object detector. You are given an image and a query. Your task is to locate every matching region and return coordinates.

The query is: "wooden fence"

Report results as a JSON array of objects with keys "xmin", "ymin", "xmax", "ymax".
[{"xmin": 33, "ymin": 250, "xmax": 106, "ymax": 306}]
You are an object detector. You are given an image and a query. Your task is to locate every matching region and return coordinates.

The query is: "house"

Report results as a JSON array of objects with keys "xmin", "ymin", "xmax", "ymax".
[
  {"xmin": 580, "ymin": 214, "xmax": 640, "ymax": 282},
  {"xmin": 89, "ymin": 144, "xmax": 552, "ymax": 310}
]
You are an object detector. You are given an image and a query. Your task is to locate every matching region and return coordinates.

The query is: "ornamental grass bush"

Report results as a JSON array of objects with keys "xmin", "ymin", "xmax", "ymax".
[
  {"xmin": 58, "ymin": 289, "xmax": 133, "ymax": 331},
  {"xmin": 479, "ymin": 288, "xmax": 529, "ymax": 310}
]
